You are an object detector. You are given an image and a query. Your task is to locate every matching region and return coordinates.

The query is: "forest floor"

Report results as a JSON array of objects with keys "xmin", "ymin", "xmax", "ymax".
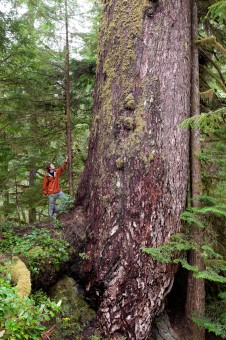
[{"xmin": 5, "ymin": 205, "xmax": 88, "ymax": 290}]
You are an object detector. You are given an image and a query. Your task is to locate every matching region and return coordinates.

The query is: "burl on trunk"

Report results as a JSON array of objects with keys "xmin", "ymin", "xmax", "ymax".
[{"xmin": 77, "ymin": 0, "xmax": 192, "ymax": 338}]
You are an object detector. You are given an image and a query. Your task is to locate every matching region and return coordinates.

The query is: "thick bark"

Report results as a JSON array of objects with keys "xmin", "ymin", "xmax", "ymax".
[
  {"xmin": 185, "ymin": 1, "xmax": 205, "ymax": 339},
  {"xmin": 77, "ymin": 1, "xmax": 192, "ymax": 339}
]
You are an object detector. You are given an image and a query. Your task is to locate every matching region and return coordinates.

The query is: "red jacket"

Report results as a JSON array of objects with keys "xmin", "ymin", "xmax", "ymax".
[{"xmin": 42, "ymin": 162, "xmax": 67, "ymax": 195}]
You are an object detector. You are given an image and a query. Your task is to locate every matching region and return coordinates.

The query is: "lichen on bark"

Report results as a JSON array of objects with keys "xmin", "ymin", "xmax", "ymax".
[{"xmin": 77, "ymin": 0, "xmax": 192, "ymax": 338}]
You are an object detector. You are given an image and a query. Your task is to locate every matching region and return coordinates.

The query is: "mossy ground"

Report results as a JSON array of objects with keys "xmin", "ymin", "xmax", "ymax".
[{"xmin": 48, "ymin": 275, "xmax": 96, "ymax": 339}]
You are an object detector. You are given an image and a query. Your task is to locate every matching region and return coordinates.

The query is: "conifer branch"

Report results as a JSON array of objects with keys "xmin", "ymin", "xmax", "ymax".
[
  {"xmin": 200, "ymin": 48, "xmax": 226, "ymax": 87},
  {"xmin": 197, "ymin": 36, "xmax": 226, "ymax": 56},
  {"xmin": 200, "ymin": 65, "xmax": 226, "ymax": 93}
]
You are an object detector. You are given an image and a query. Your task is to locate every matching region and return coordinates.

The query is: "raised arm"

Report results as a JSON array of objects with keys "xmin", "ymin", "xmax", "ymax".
[{"xmin": 57, "ymin": 157, "xmax": 68, "ymax": 176}]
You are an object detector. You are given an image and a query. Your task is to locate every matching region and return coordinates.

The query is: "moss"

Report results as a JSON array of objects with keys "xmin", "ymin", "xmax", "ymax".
[
  {"xmin": 91, "ymin": 0, "xmax": 150, "ymax": 193},
  {"xmin": 140, "ymin": 151, "xmax": 155, "ymax": 173},
  {"xmin": 94, "ymin": 0, "xmax": 148, "ymax": 132},
  {"xmin": 149, "ymin": 151, "xmax": 155, "ymax": 162},
  {"xmin": 141, "ymin": 155, "xmax": 148, "ymax": 165},
  {"xmin": 124, "ymin": 93, "xmax": 136, "ymax": 110},
  {"xmin": 117, "ymin": 116, "xmax": 135, "ymax": 131},
  {"xmin": 116, "ymin": 158, "xmax": 124, "ymax": 170},
  {"xmin": 196, "ymin": 36, "xmax": 216, "ymax": 46},
  {"xmin": 197, "ymin": 36, "xmax": 226, "ymax": 56},
  {"xmin": 124, "ymin": 117, "xmax": 135, "ymax": 130},
  {"xmin": 200, "ymin": 89, "xmax": 215, "ymax": 104},
  {"xmin": 49, "ymin": 276, "xmax": 96, "ymax": 339},
  {"xmin": 9, "ymin": 256, "xmax": 31, "ymax": 298}
]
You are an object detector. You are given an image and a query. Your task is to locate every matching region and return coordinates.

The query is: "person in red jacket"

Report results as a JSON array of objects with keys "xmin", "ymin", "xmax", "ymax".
[{"xmin": 42, "ymin": 157, "xmax": 68, "ymax": 219}]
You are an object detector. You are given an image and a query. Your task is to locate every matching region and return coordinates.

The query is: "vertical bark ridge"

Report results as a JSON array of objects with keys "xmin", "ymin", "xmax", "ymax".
[{"xmin": 77, "ymin": 1, "xmax": 192, "ymax": 338}]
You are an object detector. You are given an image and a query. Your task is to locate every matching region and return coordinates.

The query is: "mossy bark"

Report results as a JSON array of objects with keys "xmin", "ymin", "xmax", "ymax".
[{"xmin": 77, "ymin": 0, "xmax": 192, "ymax": 338}]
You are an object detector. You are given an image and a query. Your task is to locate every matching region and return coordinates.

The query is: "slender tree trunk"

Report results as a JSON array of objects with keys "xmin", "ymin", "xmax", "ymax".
[
  {"xmin": 186, "ymin": 1, "xmax": 205, "ymax": 339},
  {"xmin": 65, "ymin": 0, "xmax": 73, "ymax": 196},
  {"xmin": 28, "ymin": 169, "xmax": 37, "ymax": 223},
  {"xmin": 77, "ymin": 1, "xmax": 192, "ymax": 338}
]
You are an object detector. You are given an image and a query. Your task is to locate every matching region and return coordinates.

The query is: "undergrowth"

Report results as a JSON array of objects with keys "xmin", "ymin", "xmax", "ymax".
[
  {"xmin": 0, "ymin": 277, "xmax": 61, "ymax": 339},
  {"xmin": 0, "ymin": 224, "xmax": 69, "ymax": 275}
]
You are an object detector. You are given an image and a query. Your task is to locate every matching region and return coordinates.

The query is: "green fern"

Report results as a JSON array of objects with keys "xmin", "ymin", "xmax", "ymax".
[
  {"xmin": 194, "ymin": 268, "xmax": 226, "ymax": 283},
  {"xmin": 193, "ymin": 315, "xmax": 226, "ymax": 338},
  {"xmin": 180, "ymin": 210, "xmax": 205, "ymax": 229},
  {"xmin": 173, "ymin": 258, "xmax": 199, "ymax": 272},
  {"xmin": 197, "ymin": 206, "xmax": 226, "ymax": 218},
  {"xmin": 219, "ymin": 292, "xmax": 226, "ymax": 299},
  {"xmin": 207, "ymin": 0, "xmax": 226, "ymax": 24},
  {"xmin": 201, "ymin": 246, "xmax": 223, "ymax": 260},
  {"xmin": 179, "ymin": 109, "xmax": 226, "ymax": 133},
  {"xmin": 141, "ymin": 233, "xmax": 197, "ymax": 264},
  {"xmin": 141, "ymin": 230, "xmax": 226, "ymax": 283}
]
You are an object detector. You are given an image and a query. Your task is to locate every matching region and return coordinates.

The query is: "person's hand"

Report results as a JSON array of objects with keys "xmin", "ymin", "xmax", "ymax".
[
  {"xmin": 65, "ymin": 155, "xmax": 69, "ymax": 162},
  {"xmin": 44, "ymin": 194, "xmax": 48, "ymax": 197}
]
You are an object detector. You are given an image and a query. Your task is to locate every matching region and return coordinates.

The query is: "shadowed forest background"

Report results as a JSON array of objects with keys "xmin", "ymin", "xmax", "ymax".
[{"xmin": 0, "ymin": 0, "xmax": 226, "ymax": 339}]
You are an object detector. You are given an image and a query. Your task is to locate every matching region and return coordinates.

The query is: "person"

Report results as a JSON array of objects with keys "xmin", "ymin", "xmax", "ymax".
[{"xmin": 42, "ymin": 157, "xmax": 68, "ymax": 220}]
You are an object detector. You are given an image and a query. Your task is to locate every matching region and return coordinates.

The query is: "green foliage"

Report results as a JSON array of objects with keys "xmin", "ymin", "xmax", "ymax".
[
  {"xmin": 179, "ymin": 108, "xmax": 226, "ymax": 134},
  {"xmin": 0, "ymin": 0, "xmax": 98, "ymax": 224},
  {"xmin": 0, "ymin": 277, "xmax": 61, "ymax": 339},
  {"xmin": 192, "ymin": 292, "xmax": 226, "ymax": 338},
  {"xmin": 0, "ymin": 224, "xmax": 69, "ymax": 274},
  {"xmin": 78, "ymin": 0, "xmax": 101, "ymax": 60},
  {"xmin": 48, "ymin": 276, "xmax": 95, "ymax": 338},
  {"xmin": 60, "ymin": 193, "xmax": 75, "ymax": 213},
  {"xmin": 142, "ymin": 199, "xmax": 226, "ymax": 284},
  {"xmin": 194, "ymin": 268, "xmax": 226, "ymax": 283},
  {"xmin": 207, "ymin": 1, "xmax": 226, "ymax": 24},
  {"xmin": 78, "ymin": 252, "xmax": 89, "ymax": 260},
  {"xmin": 180, "ymin": 210, "xmax": 205, "ymax": 229},
  {"xmin": 142, "ymin": 233, "xmax": 197, "ymax": 263}
]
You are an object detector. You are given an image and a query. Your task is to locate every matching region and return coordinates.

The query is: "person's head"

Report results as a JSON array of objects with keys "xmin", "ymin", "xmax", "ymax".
[{"xmin": 46, "ymin": 163, "xmax": 55, "ymax": 172}]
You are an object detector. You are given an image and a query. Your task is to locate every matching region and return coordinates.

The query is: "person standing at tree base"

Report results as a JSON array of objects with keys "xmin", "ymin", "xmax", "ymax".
[{"xmin": 42, "ymin": 157, "xmax": 68, "ymax": 220}]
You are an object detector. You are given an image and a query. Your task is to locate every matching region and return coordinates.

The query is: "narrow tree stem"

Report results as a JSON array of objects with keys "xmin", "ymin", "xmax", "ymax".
[
  {"xmin": 186, "ymin": 1, "xmax": 205, "ymax": 339},
  {"xmin": 65, "ymin": 0, "xmax": 73, "ymax": 196}
]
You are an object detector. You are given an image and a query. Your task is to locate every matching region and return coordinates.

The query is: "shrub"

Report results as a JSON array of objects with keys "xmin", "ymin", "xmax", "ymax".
[
  {"xmin": 0, "ymin": 278, "xmax": 61, "ymax": 339},
  {"xmin": 0, "ymin": 225, "xmax": 69, "ymax": 275}
]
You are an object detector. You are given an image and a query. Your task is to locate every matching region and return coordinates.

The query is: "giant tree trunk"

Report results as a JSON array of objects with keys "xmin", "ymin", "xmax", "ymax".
[{"xmin": 77, "ymin": 1, "xmax": 192, "ymax": 338}]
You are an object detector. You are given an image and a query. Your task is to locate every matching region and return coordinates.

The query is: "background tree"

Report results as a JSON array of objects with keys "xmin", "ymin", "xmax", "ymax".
[
  {"xmin": 185, "ymin": 2, "xmax": 205, "ymax": 339},
  {"xmin": 0, "ymin": 0, "xmax": 97, "ymax": 223},
  {"xmin": 64, "ymin": 0, "xmax": 73, "ymax": 196}
]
